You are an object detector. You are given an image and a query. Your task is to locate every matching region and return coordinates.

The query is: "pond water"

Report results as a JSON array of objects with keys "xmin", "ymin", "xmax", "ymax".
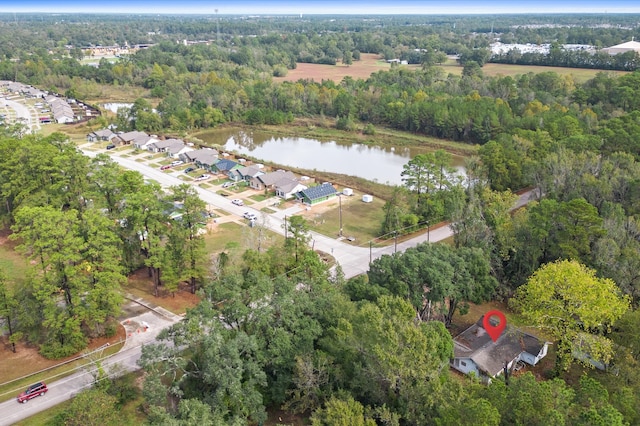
[
  {"xmin": 102, "ymin": 102, "xmax": 133, "ymax": 113},
  {"xmin": 197, "ymin": 129, "xmax": 466, "ymax": 186}
]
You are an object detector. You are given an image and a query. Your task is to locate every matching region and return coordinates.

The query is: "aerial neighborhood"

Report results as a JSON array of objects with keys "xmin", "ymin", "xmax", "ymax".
[{"xmin": 1, "ymin": 10, "xmax": 640, "ymax": 426}]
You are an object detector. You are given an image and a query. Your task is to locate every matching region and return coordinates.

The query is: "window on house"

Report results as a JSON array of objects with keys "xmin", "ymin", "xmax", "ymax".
[{"xmin": 461, "ymin": 361, "xmax": 467, "ymax": 367}]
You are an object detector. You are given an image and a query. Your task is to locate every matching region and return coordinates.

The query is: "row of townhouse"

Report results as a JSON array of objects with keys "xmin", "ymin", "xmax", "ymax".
[
  {"xmin": 86, "ymin": 128, "xmax": 339, "ymax": 205},
  {"xmin": 2, "ymin": 81, "xmax": 98, "ymax": 124},
  {"xmin": 46, "ymin": 95, "xmax": 74, "ymax": 124}
]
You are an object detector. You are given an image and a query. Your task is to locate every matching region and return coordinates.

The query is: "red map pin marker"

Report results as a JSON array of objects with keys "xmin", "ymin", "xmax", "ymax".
[{"xmin": 483, "ymin": 310, "xmax": 507, "ymax": 342}]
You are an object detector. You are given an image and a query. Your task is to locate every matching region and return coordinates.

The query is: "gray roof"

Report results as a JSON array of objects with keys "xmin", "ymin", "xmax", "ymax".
[
  {"xmin": 299, "ymin": 183, "xmax": 337, "ymax": 201},
  {"xmin": 93, "ymin": 129, "xmax": 114, "ymax": 138},
  {"xmin": 185, "ymin": 149, "xmax": 219, "ymax": 165},
  {"xmin": 259, "ymin": 170, "xmax": 296, "ymax": 186},
  {"xmin": 237, "ymin": 165, "xmax": 264, "ymax": 179},
  {"xmin": 453, "ymin": 316, "xmax": 547, "ymax": 377},
  {"xmin": 164, "ymin": 139, "xmax": 187, "ymax": 154},
  {"xmin": 276, "ymin": 177, "xmax": 306, "ymax": 193},
  {"xmin": 149, "ymin": 139, "xmax": 173, "ymax": 150},
  {"xmin": 119, "ymin": 131, "xmax": 149, "ymax": 142}
]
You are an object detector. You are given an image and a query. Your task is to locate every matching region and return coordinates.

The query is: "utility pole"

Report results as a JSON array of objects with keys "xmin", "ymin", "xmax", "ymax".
[
  {"xmin": 338, "ymin": 194, "xmax": 343, "ymax": 237},
  {"xmin": 427, "ymin": 220, "xmax": 430, "ymax": 242},
  {"xmin": 394, "ymin": 230, "xmax": 398, "ymax": 253}
]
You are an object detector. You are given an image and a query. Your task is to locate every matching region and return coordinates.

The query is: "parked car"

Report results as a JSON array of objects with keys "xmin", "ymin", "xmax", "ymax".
[
  {"xmin": 194, "ymin": 174, "xmax": 210, "ymax": 182},
  {"xmin": 17, "ymin": 382, "xmax": 48, "ymax": 403},
  {"xmin": 170, "ymin": 160, "xmax": 184, "ymax": 166},
  {"xmin": 160, "ymin": 165, "xmax": 172, "ymax": 170},
  {"xmin": 222, "ymin": 181, "xmax": 234, "ymax": 188},
  {"xmin": 106, "ymin": 144, "xmax": 116, "ymax": 150},
  {"xmin": 231, "ymin": 199, "xmax": 244, "ymax": 206},
  {"xmin": 184, "ymin": 167, "xmax": 195, "ymax": 173},
  {"xmin": 243, "ymin": 212, "xmax": 257, "ymax": 221}
]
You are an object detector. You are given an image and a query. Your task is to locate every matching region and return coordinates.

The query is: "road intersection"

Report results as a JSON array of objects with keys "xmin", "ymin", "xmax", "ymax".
[{"xmin": 0, "ymin": 146, "xmax": 534, "ymax": 424}]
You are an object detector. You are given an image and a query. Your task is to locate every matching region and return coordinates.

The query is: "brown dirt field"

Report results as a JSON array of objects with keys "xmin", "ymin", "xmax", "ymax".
[
  {"xmin": 276, "ymin": 53, "xmax": 626, "ymax": 85},
  {"xmin": 126, "ymin": 268, "xmax": 201, "ymax": 315},
  {"xmin": 275, "ymin": 53, "xmax": 421, "ymax": 83},
  {"xmin": 0, "ymin": 324, "xmax": 127, "ymax": 385}
]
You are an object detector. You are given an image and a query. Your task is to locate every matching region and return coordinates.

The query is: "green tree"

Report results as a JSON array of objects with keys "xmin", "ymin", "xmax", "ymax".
[
  {"xmin": 512, "ymin": 259, "xmax": 630, "ymax": 373},
  {"xmin": 52, "ymin": 388, "xmax": 128, "ymax": 426},
  {"xmin": 167, "ymin": 184, "xmax": 208, "ymax": 294},
  {"xmin": 367, "ymin": 243, "xmax": 496, "ymax": 326},
  {"xmin": 0, "ymin": 270, "xmax": 20, "ymax": 352},
  {"xmin": 478, "ymin": 372, "xmax": 574, "ymax": 425},
  {"xmin": 322, "ymin": 296, "xmax": 453, "ymax": 420},
  {"xmin": 311, "ymin": 395, "xmax": 376, "ymax": 426},
  {"xmin": 122, "ymin": 182, "xmax": 170, "ymax": 296},
  {"xmin": 286, "ymin": 214, "xmax": 311, "ymax": 263}
]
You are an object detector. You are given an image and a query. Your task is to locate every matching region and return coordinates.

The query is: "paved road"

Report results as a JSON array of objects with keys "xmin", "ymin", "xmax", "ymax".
[
  {"xmin": 0, "ymin": 300, "xmax": 181, "ymax": 426},
  {"xmin": 82, "ymin": 148, "xmax": 536, "ymax": 279},
  {"xmin": 2, "ymin": 97, "xmax": 39, "ymax": 134},
  {"xmin": 0, "ymin": 149, "xmax": 536, "ymax": 424}
]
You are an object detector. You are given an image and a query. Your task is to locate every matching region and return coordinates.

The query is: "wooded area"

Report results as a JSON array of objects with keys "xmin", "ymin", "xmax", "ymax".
[{"xmin": 1, "ymin": 11, "xmax": 640, "ymax": 425}]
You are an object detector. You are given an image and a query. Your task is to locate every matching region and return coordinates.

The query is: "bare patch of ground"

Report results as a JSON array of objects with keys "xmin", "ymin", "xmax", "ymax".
[
  {"xmin": 125, "ymin": 268, "xmax": 201, "ymax": 315},
  {"xmin": 0, "ymin": 324, "xmax": 126, "ymax": 385},
  {"xmin": 275, "ymin": 53, "xmax": 420, "ymax": 83}
]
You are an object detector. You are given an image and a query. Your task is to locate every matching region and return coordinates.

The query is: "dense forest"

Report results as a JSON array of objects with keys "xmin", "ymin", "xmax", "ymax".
[{"xmin": 1, "ymin": 12, "xmax": 640, "ymax": 425}]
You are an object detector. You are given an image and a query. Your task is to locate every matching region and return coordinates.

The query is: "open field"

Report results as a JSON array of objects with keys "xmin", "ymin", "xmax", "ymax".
[
  {"xmin": 276, "ymin": 53, "xmax": 628, "ymax": 85},
  {"xmin": 302, "ymin": 193, "xmax": 386, "ymax": 246},
  {"xmin": 275, "ymin": 53, "xmax": 420, "ymax": 83}
]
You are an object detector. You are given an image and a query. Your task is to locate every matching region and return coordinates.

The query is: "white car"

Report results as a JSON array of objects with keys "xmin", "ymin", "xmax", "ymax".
[
  {"xmin": 243, "ymin": 212, "xmax": 257, "ymax": 221},
  {"xmin": 231, "ymin": 199, "xmax": 244, "ymax": 206},
  {"xmin": 194, "ymin": 174, "xmax": 210, "ymax": 182},
  {"xmin": 170, "ymin": 160, "xmax": 184, "ymax": 166}
]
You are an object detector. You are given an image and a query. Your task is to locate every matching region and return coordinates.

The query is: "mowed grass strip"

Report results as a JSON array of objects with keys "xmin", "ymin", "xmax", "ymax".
[{"xmin": 306, "ymin": 196, "xmax": 386, "ymax": 246}]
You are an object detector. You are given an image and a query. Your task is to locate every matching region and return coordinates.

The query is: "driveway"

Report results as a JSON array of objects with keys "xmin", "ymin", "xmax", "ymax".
[{"xmin": 81, "ymin": 146, "xmax": 537, "ymax": 280}]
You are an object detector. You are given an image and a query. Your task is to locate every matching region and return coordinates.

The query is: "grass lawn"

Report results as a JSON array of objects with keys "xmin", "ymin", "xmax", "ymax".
[
  {"xmin": 0, "ymin": 231, "xmax": 29, "ymax": 288},
  {"xmin": 249, "ymin": 193, "xmax": 270, "ymax": 202},
  {"xmin": 305, "ymin": 195, "xmax": 386, "ymax": 245},
  {"xmin": 203, "ymin": 222, "xmax": 246, "ymax": 253},
  {"xmin": 14, "ymin": 400, "xmax": 72, "ymax": 425}
]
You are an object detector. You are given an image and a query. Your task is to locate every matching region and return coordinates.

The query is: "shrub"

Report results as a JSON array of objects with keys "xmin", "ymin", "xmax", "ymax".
[
  {"xmin": 336, "ymin": 116, "xmax": 356, "ymax": 131},
  {"xmin": 363, "ymin": 123, "xmax": 376, "ymax": 135}
]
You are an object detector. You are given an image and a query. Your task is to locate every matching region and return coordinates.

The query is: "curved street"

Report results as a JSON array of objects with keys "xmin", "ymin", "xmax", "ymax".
[
  {"xmin": 82, "ymin": 148, "xmax": 535, "ymax": 279},
  {"xmin": 0, "ymin": 147, "xmax": 535, "ymax": 425}
]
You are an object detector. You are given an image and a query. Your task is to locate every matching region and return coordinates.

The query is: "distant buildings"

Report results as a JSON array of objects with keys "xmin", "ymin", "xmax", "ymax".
[{"xmin": 602, "ymin": 40, "xmax": 640, "ymax": 55}]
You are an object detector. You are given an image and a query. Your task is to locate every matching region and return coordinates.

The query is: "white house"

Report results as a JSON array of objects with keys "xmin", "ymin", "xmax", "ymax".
[
  {"xmin": 275, "ymin": 178, "xmax": 308, "ymax": 200},
  {"xmin": 132, "ymin": 135, "xmax": 159, "ymax": 150},
  {"xmin": 451, "ymin": 316, "xmax": 549, "ymax": 380}
]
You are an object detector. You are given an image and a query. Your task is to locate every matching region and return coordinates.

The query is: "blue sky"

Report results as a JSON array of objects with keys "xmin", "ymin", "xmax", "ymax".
[{"xmin": 3, "ymin": 1, "xmax": 640, "ymax": 14}]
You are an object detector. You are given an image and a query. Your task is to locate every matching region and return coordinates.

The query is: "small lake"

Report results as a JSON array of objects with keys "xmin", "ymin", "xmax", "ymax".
[
  {"xmin": 102, "ymin": 102, "xmax": 133, "ymax": 113},
  {"xmin": 197, "ymin": 129, "xmax": 465, "ymax": 186}
]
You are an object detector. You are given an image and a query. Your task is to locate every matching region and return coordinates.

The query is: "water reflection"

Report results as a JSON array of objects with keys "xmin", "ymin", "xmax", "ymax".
[{"xmin": 198, "ymin": 129, "xmax": 464, "ymax": 186}]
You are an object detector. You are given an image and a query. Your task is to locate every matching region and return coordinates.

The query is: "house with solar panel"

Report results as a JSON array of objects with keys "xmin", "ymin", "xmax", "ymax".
[{"xmin": 296, "ymin": 183, "xmax": 338, "ymax": 205}]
